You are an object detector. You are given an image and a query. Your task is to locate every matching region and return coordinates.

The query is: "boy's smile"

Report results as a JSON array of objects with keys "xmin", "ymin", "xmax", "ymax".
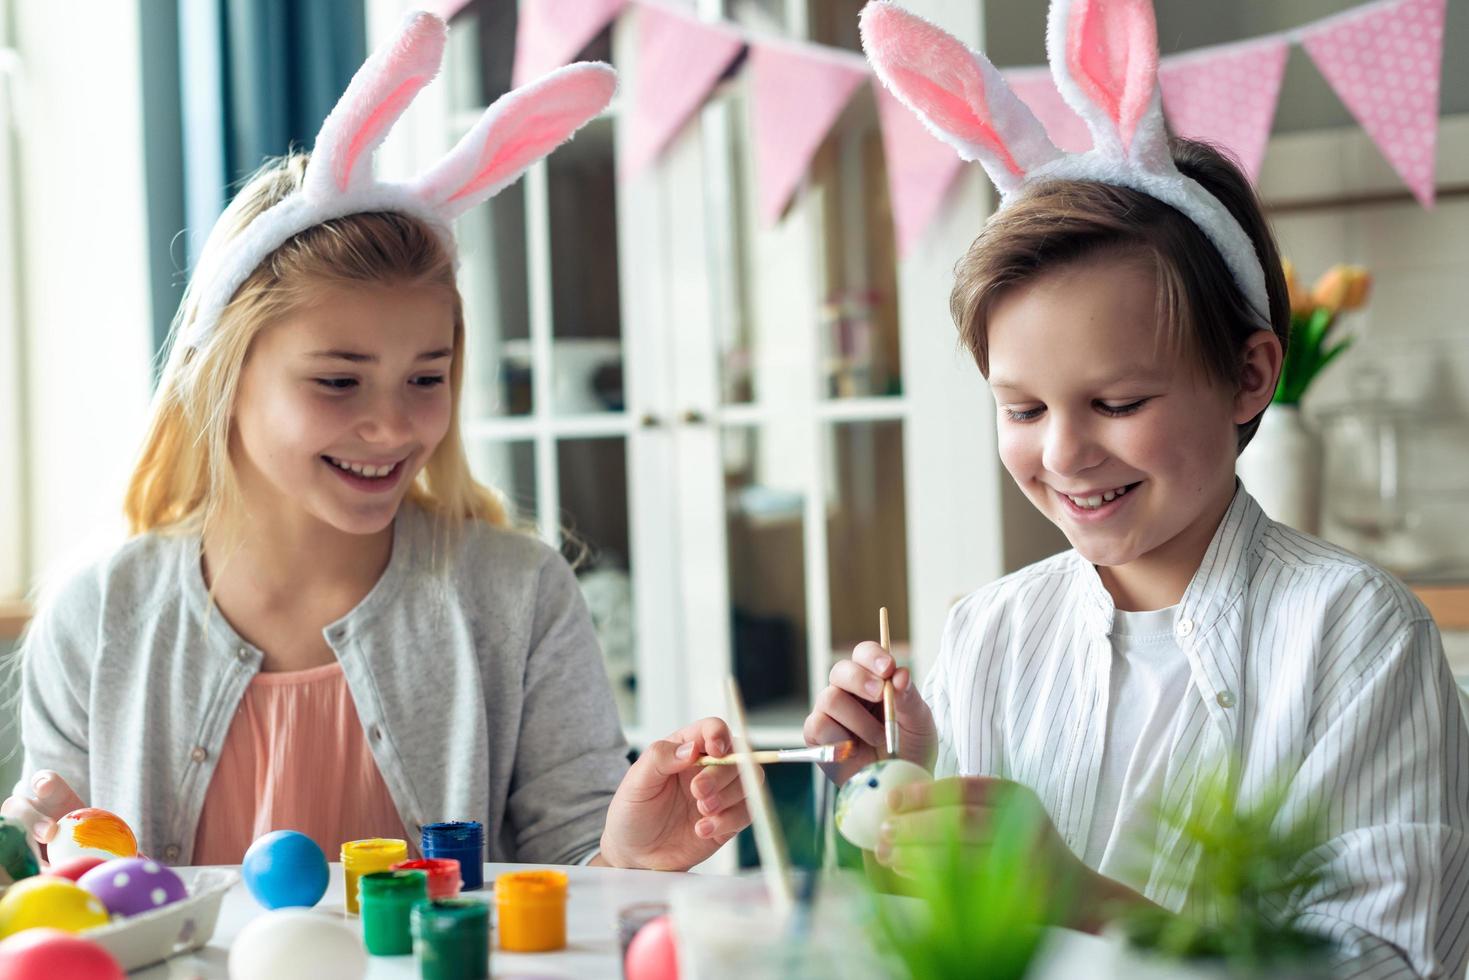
[{"xmin": 986, "ymin": 253, "xmax": 1271, "ymax": 610}]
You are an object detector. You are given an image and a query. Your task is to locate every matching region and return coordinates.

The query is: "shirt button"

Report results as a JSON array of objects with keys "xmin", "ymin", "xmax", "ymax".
[
  {"xmin": 370, "ymin": 725, "xmax": 383, "ymax": 742},
  {"xmin": 1176, "ymin": 618, "xmax": 1194, "ymax": 637},
  {"xmin": 164, "ymin": 845, "xmax": 181, "ymax": 862},
  {"xmin": 191, "ymin": 746, "xmax": 208, "ymax": 763},
  {"xmin": 1216, "ymin": 690, "xmax": 1237, "ymax": 709},
  {"xmin": 236, "ymin": 647, "xmax": 250, "ymax": 662}
]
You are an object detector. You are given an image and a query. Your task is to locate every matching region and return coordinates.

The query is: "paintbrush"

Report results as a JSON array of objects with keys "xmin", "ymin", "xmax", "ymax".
[
  {"xmin": 880, "ymin": 606, "xmax": 898, "ymax": 759},
  {"xmin": 725, "ymin": 676, "xmax": 795, "ymax": 919},
  {"xmin": 696, "ymin": 740, "xmax": 856, "ymax": 767}
]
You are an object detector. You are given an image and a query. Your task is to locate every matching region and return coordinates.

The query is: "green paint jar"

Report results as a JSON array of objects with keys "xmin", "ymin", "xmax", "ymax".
[
  {"xmin": 360, "ymin": 869, "xmax": 428, "ymax": 956},
  {"xmin": 412, "ymin": 898, "xmax": 491, "ymax": 979}
]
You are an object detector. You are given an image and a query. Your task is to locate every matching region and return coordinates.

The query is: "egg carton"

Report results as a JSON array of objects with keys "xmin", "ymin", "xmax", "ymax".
[{"xmin": 85, "ymin": 867, "xmax": 238, "ymax": 972}]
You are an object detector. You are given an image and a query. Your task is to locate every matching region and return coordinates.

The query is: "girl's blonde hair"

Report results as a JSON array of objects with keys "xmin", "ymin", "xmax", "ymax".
[{"xmin": 125, "ymin": 151, "xmax": 508, "ymax": 545}]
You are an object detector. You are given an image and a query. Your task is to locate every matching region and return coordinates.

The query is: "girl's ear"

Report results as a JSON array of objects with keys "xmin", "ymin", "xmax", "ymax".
[
  {"xmin": 304, "ymin": 11, "xmax": 448, "ymax": 200},
  {"xmin": 413, "ymin": 62, "xmax": 617, "ymax": 220},
  {"xmin": 1233, "ymin": 329, "xmax": 1283, "ymax": 424},
  {"xmin": 1046, "ymin": 0, "xmax": 1170, "ymax": 171},
  {"xmin": 860, "ymin": 1, "xmax": 1061, "ymax": 196}
]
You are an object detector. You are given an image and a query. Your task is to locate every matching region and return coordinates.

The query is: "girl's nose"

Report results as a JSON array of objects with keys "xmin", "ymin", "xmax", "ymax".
[{"xmin": 359, "ymin": 393, "xmax": 414, "ymax": 445}]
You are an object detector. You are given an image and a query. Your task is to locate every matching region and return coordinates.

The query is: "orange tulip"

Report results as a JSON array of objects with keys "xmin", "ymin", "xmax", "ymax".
[
  {"xmin": 1310, "ymin": 264, "xmax": 1372, "ymax": 313},
  {"xmin": 1281, "ymin": 258, "xmax": 1314, "ymax": 315}
]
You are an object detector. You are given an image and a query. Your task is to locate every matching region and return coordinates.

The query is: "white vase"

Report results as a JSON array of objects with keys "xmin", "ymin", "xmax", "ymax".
[{"xmin": 1237, "ymin": 405, "xmax": 1322, "ymax": 534}]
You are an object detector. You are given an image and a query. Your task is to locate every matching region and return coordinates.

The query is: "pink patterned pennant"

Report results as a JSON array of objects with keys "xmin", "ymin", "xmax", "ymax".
[
  {"xmin": 1158, "ymin": 38, "xmax": 1289, "ymax": 182},
  {"xmin": 1301, "ymin": 0, "xmax": 1446, "ymax": 207},
  {"xmin": 873, "ymin": 82, "xmax": 967, "ymax": 258},
  {"xmin": 1003, "ymin": 68, "xmax": 1092, "ymax": 153},
  {"xmin": 620, "ymin": 5, "xmax": 746, "ymax": 179},
  {"xmin": 513, "ymin": 0, "xmax": 628, "ymax": 88},
  {"xmin": 749, "ymin": 43, "xmax": 867, "ymax": 225}
]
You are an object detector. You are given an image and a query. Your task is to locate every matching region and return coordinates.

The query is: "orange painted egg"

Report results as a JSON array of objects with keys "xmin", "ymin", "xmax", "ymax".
[
  {"xmin": 46, "ymin": 809, "xmax": 138, "ymax": 865},
  {"xmin": 0, "ymin": 876, "xmax": 110, "ymax": 939}
]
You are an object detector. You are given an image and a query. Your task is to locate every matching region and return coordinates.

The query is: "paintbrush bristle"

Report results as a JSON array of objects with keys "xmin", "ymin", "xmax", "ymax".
[{"xmin": 828, "ymin": 740, "xmax": 855, "ymax": 763}]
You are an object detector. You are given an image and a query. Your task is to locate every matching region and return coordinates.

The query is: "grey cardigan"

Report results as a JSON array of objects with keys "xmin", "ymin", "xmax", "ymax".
[{"xmin": 17, "ymin": 504, "xmax": 630, "ymax": 865}]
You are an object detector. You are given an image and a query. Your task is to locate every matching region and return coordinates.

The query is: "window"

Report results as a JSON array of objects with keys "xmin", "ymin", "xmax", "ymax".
[{"xmin": 0, "ymin": 0, "xmax": 25, "ymax": 602}]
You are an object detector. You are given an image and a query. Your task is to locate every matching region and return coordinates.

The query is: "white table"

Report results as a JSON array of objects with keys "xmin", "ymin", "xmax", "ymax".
[{"xmin": 131, "ymin": 863, "xmax": 1112, "ymax": 978}]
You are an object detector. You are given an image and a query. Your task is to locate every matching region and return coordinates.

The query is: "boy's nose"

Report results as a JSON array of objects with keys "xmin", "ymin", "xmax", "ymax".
[{"xmin": 1041, "ymin": 417, "xmax": 1105, "ymax": 478}]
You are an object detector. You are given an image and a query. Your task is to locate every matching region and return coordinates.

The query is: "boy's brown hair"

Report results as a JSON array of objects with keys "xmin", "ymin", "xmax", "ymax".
[{"xmin": 949, "ymin": 138, "xmax": 1290, "ymax": 453}]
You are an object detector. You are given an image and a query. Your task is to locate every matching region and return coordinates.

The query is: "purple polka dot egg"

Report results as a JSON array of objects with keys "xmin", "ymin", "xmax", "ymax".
[{"xmin": 77, "ymin": 858, "xmax": 188, "ymax": 918}]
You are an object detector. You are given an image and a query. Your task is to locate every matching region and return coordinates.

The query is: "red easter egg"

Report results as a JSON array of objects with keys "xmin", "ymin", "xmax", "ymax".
[
  {"xmin": 0, "ymin": 927, "xmax": 126, "ymax": 980},
  {"xmin": 47, "ymin": 856, "xmax": 107, "ymax": 882},
  {"xmin": 624, "ymin": 914, "xmax": 680, "ymax": 980}
]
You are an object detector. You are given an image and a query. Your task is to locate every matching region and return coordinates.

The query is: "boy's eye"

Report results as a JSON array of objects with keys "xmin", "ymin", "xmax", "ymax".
[
  {"xmin": 1096, "ymin": 398, "xmax": 1149, "ymax": 416},
  {"xmin": 412, "ymin": 375, "xmax": 446, "ymax": 388},
  {"xmin": 1004, "ymin": 406, "xmax": 1044, "ymax": 423},
  {"xmin": 315, "ymin": 377, "xmax": 357, "ymax": 391}
]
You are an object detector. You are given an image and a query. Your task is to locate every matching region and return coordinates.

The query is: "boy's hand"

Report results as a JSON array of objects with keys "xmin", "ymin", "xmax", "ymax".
[
  {"xmin": 595, "ymin": 717, "xmax": 756, "ymax": 871},
  {"xmin": 803, "ymin": 641, "xmax": 937, "ymax": 783},
  {"xmin": 0, "ymin": 771, "xmax": 88, "ymax": 864},
  {"xmin": 875, "ymin": 776, "xmax": 1148, "ymax": 933}
]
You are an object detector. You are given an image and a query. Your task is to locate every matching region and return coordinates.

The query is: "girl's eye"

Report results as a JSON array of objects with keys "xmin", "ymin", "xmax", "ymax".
[
  {"xmin": 1004, "ymin": 406, "xmax": 1044, "ymax": 423},
  {"xmin": 315, "ymin": 378, "xmax": 357, "ymax": 391},
  {"xmin": 412, "ymin": 375, "xmax": 446, "ymax": 388},
  {"xmin": 1096, "ymin": 398, "xmax": 1149, "ymax": 417}
]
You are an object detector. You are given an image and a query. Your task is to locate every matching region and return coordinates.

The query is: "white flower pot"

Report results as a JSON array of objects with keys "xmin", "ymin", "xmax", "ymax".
[{"xmin": 1237, "ymin": 405, "xmax": 1322, "ymax": 534}]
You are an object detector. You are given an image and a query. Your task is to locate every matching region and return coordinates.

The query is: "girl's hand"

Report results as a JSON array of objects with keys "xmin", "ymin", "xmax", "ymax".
[
  {"xmin": 803, "ymin": 641, "xmax": 937, "ymax": 784},
  {"xmin": 596, "ymin": 718, "xmax": 755, "ymax": 871},
  {"xmin": 0, "ymin": 771, "xmax": 88, "ymax": 864},
  {"xmin": 874, "ymin": 776, "xmax": 1147, "ymax": 933}
]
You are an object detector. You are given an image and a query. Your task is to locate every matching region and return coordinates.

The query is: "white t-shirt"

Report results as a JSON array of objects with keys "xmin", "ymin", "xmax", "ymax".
[{"xmin": 1082, "ymin": 604, "xmax": 1193, "ymax": 886}]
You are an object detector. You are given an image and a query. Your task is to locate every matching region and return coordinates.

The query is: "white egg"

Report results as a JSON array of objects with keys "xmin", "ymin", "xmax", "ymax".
[
  {"xmin": 834, "ymin": 759, "xmax": 933, "ymax": 851},
  {"xmin": 228, "ymin": 908, "xmax": 367, "ymax": 980}
]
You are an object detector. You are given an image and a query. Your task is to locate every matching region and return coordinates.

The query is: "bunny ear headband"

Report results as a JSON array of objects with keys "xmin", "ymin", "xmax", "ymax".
[
  {"xmin": 181, "ymin": 10, "xmax": 617, "ymax": 348},
  {"xmin": 859, "ymin": 0, "xmax": 1270, "ymax": 328}
]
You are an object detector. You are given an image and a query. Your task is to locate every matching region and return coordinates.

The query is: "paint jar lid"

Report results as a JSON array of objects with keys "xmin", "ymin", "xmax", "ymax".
[
  {"xmin": 341, "ymin": 838, "xmax": 408, "ymax": 872},
  {"xmin": 422, "ymin": 821, "xmax": 484, "ymax": 849},
  {"xmin": 392, "ymin": 858, "xmax": 461, "ymax": 898},
  {"xmin": 360, "ymin": 869, "xmax": 428, "ymax": 901},
  {"xmin": 413, "ymin": 897, "xmax": 490, "ymax": 935},
  {"xmin": 494, "ymin": 870, "xmax": 567, "ymax": 905}
]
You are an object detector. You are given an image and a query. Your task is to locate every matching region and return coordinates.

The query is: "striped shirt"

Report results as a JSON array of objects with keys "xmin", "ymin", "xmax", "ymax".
[{"xmin": 927, "ymin": 487, "xmax": 1469, "ymax": 978}]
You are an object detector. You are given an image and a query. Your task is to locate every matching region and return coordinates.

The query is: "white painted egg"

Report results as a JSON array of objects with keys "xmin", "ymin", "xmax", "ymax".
[
  {"xmin": 227, "ymin": 908, "xmax": 367, "ymax": 980},
  {"xmin": 46, "ymin": 808, "xmax": 138, "ymax": 866},
  {"xmin": 834, "ymin": 759, "xmax": 933, "ymax": 851}
]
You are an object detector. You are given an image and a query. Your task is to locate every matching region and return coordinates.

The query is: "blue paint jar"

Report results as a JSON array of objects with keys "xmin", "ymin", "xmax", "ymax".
[{"xmin": 421, "ymin": 821, "xmax": 485, "ymax": 892}]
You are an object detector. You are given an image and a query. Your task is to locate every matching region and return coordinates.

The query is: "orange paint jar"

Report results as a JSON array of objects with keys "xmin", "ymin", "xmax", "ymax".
[
  {"xmin": 493, "ymin": 870, "xmax": 568, "ymax": 952},
  {"xmin": 340, "ymin": 838, "xmax": 408, "ymax": 915}
]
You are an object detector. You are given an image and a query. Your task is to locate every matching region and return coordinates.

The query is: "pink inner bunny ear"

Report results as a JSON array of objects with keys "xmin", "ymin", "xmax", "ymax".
[
  {"xmin": 861, "ymin": 2, "xmax": 1023, "ymax": 179},
  {"xmin": 417, "ymin": 63, "xmax": 617, "ymax": 216},
  {"xmin": 307, "ymin": 11, "xmax": 447, "ymax": 197},
  {"xmin": 1063, "ymin": 0, "xmax": 1158, "ymax": 153}
]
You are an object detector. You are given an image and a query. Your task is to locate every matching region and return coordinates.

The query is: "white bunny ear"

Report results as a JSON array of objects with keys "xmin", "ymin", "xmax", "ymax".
[
  {"xmin": 859, "ymin": 1, "xmax": 1061, "ymax": 197},
  {"xmin": 413, "ymin": 62, "xmax": 617, "ymax": 220},
  {"xmin": 1046, "ymin": 0, "xmax": 1170, "ymax": 170},
  {"xmin": 304, "ymin": 11, "xmax": 448, "ymax": 200}
]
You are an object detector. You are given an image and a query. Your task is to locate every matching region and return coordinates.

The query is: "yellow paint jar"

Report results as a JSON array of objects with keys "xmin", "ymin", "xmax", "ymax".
[
  {"xmin": 340, "ymin": 838, "xmax": 408, "ymax": 915},
  {"xmin": 493, "ymin": 870, "xmax": 568, "ymax": 952}
]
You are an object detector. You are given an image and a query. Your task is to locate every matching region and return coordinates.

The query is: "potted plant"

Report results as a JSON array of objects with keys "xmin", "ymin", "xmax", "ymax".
[
  {"xmin": 1107, "ymin": 768, "xmax": 1335, "ymax": 979},
  {"xmin": 1238, "ymin": 261, "xmax": 1371, "ymax": 534},
  {"xmin": 866, "ymin": 788, "xmax": 1065, "ymax": 980}
]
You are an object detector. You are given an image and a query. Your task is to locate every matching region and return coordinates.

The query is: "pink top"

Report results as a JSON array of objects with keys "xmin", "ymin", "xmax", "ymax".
[{"xmin": 193, "ymin": 661, "xmax": 407, "ymax": 865}]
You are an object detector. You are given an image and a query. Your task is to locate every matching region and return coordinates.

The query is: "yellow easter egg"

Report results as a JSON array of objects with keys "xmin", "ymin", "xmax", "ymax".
[{"xmin": 0, "ymin": 876, "xmax": 111, "ymax": 939}]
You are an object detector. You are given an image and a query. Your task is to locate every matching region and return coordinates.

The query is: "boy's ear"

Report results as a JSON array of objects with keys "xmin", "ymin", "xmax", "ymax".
[{"xmin": 1233, "ymin": 329, "xmax": 1283, "ymax": 423}]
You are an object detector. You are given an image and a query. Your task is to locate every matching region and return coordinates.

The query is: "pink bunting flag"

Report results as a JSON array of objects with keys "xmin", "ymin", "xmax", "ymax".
[
  {"xmin": 620, "ymin": 5, "xmax": 745, "ymax": 179},
  {"xmin": 513, "ymin": 0, "xmax": 629, "ymax": 88},
  {"xmin": 1003, "ymin": 68, "xmax": 1092, "ymax": 154},
  {"xmin": 1158, "ymin": 38, "xmax": 1289, "ymax": 182},
  {"xmin": 749, "ymin": 43, "xmax": 867, "ymax": 225},
  {"xmin": 1300, "ymin": 0, "xmax": 1446, "ymax": 207},
  {"xmin": 873, "ymin": 83, "xmax": 967, "ymax": 258}
]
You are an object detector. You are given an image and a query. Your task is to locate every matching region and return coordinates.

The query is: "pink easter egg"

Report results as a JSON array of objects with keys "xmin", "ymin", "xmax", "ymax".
[
  {"xmin": 624, "ymin": 914, "xmax": 680, "ymax": 980},
  {"xmin": 47, "ymin": 856, "xmax": 107, "ymax": 883},
  {"xmin": 0, "ymin": 927, "xmax": 126, "ymax": 980}
]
